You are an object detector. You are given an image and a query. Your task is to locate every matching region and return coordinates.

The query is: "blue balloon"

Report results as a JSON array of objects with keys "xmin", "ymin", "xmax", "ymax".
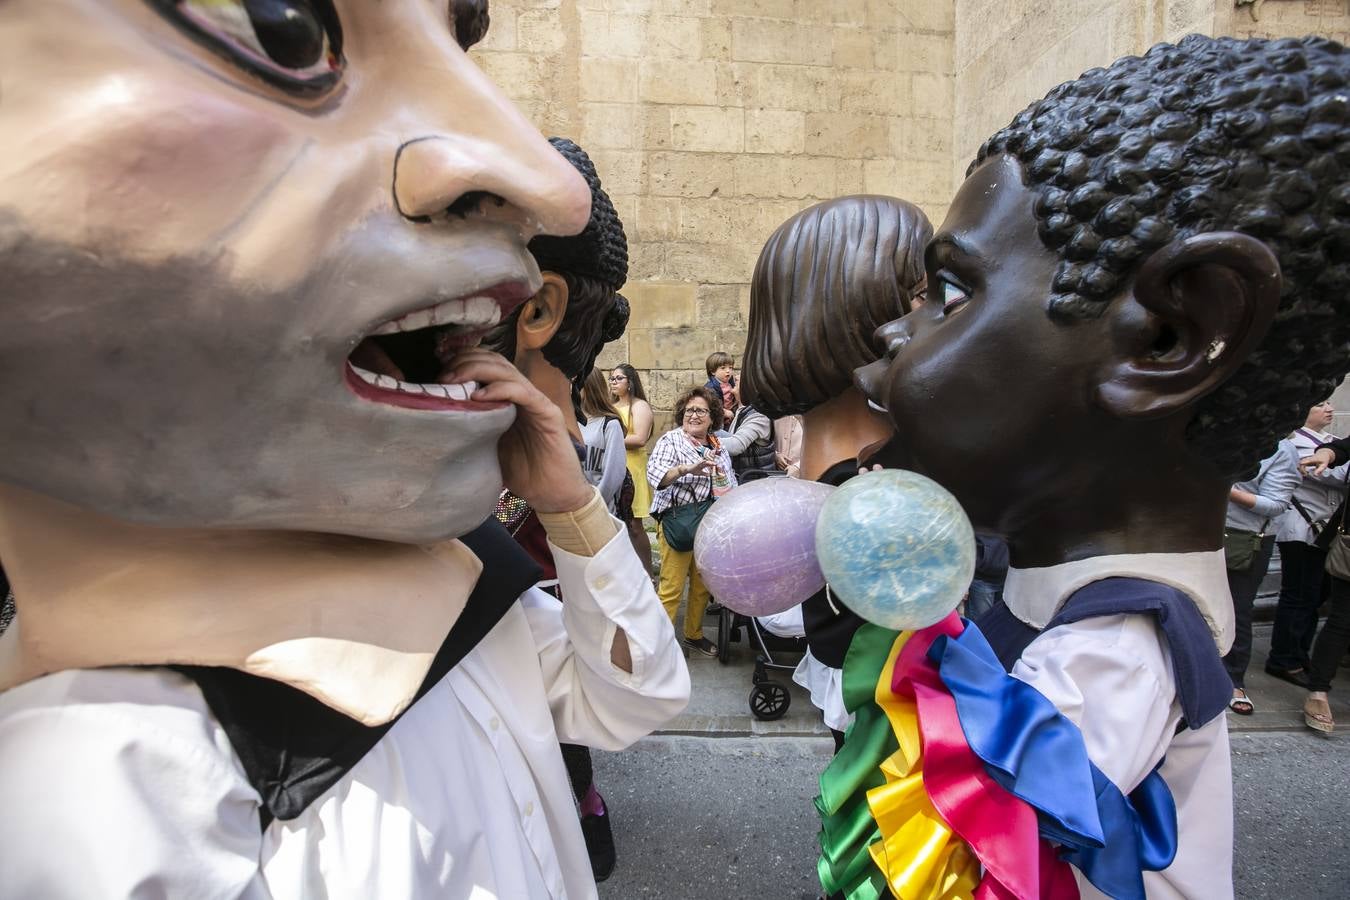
[{"xmin": 814, "ymin": 469, "xmax": 975, "ymax": 631}]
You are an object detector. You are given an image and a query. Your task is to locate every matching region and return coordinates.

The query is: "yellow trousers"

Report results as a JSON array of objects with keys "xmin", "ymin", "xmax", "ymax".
[{"xmin": 657, "ymin": 523, "xmax": 711, "ymax": 641}]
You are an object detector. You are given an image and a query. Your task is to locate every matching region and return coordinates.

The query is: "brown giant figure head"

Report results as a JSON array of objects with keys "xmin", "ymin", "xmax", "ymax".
[{"xmin": 861, "ymin": 35, "xmax": 1350, "ymax": 564}]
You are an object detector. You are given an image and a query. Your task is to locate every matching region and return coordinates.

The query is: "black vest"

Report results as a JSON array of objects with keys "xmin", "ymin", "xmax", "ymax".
[
  {"xmin": 729, "ymin": 406, "xmax": 778, "ymax": 475},
  {"xmin": 172, "ymin": 517, "xmax": 543, "ymax": 828}
]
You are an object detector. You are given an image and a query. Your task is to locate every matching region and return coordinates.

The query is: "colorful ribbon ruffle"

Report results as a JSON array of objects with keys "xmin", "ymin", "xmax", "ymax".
[
  {"xmin": 928, "ymin": 625, "xmax": 1179, "ymax": 900},
  {"xmin": 817, "ymin": 612, "xmax": 1181, "ymax": 900}
]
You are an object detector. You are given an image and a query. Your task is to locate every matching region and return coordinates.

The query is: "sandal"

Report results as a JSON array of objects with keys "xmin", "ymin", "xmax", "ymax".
[
  {"xmin": 1228, "ymin": 690, "xmax": 1254, "ymax": 716},
  {"xmin": 1304, "ymin": 694, "xmax": 1335, "ymax": 734},
  {"xmin": 684, "ymin": 636, "xmax": 718, "ymax": 658}
]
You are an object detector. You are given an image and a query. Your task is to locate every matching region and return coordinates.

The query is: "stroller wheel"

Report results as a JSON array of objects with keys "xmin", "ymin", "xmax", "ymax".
[{"xmin": 749, "ymin": 682, "xmax": 791, "ymax": 721}]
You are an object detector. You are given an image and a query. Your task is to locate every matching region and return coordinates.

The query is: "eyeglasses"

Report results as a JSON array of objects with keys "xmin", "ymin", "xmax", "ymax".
[
  {"xmin": 608, "ymin": 375, "xmax": 627, "ymax": 382},
  {"xmin": 684, "ymin": 408, "xmax": 710, "ymax": 419}
]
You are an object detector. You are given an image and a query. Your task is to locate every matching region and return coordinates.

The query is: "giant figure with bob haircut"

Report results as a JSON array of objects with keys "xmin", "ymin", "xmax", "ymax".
[
  {"xmin": 825, "ymin": 34, "xmax": 1350, "ymax": 900},
  {"xmin": 0, "ymin": 2, "xmax": 688, "ymax": 896},
  {"xmin": 740, "ymin": 194, "xmax": 931, "ymax": 748}
]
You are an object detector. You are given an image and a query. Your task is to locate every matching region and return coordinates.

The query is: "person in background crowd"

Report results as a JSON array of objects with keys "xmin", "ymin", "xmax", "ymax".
[
  {"xmin": 704, "ymin": 351, "xmax": 737, "ymax": 412},
  {"xmin": 740, "ymin": 194, "xmax": 932, "ymax": 748},
  {"xmin": 580, "ymin": 367, "xmax": 630, "ymax": 514},
  {"xmin": 774, "ymin": 415, "xmax": 803, "ymax": 477},
  {"xmin": 610, "ymin": 363, "xmax": 654, "ymax": 576},
  {"xmin": 1223, "ymin": 440, "xmax": 1300, "ymax": 714},
  {"xmin": 1268, "ymin": 400, "xmax": 1348, "ymax": 687},
  {"xmin": 719, "ymin": 380, "xmax": 777, "ymax": 478},
  {"xmin": 647, "ymin": 386, "xmax": 737, "ymax": 657}
]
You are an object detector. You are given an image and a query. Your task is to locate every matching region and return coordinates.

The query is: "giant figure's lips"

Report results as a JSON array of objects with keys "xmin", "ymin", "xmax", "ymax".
[{"xmin": 346, "ymin": 280, "xmax": 531, "ymax": 411}]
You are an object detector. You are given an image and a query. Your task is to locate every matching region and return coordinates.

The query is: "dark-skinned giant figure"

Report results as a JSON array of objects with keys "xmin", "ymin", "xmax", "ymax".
[
  {"xmin": 826, "ymin": 35, "xmax": 1350, "ymax": 900},
  {"xmin": 0, "ymin": 2, "xmax": 688, "ymax": 897}
]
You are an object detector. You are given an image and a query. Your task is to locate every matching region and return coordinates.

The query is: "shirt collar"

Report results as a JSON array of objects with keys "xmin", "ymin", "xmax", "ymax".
[
  {"xmin": 0, "ymin": 539, "xmax": 483, "ymax": 727},
  {"xmin": 1002, "ymin": 549, "xmax": 1233, "ymax": 653}
]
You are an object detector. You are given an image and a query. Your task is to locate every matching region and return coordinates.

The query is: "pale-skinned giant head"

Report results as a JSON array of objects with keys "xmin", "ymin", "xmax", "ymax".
[{"xmin": 0, "ymin": 0, "xmax": 591, "ymax": 542}]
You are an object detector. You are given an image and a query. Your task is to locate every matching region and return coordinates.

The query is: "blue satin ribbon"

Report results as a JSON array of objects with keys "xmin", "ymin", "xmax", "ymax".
[{"xmin": 928, "ymin": 623, "xmax": 1179, "ymax": 900}]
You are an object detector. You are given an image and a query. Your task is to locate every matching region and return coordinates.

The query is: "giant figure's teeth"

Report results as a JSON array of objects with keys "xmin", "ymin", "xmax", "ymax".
[
  {"xmin": 351, "ymin": 365, "xmax": 380, "ymax": 386},
  {"xmin": 374, "ymin": 374, "xmax": 399, "ymax": 390},
  {"xmin": 370, "ymin": 295, "xmax": 502, "ymax": 335}
]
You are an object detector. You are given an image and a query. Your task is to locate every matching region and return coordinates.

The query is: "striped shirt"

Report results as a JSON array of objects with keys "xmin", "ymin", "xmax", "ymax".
[{"xmin": 645, "ymin": 428, "xmax": 736, "ymax": 516}]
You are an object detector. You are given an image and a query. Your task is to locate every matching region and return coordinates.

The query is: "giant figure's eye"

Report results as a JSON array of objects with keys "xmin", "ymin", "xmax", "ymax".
[
  {"xmin": 152, "ymin": 0, "xmax": 344, "ymax": 94},
  {"xmin": 937, "ymin": 277, "xmax": 970, "ymax": 317}
]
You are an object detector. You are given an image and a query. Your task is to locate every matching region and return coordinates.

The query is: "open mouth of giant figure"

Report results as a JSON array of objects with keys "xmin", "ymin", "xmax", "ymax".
[{"xmin": 345, "ymin": 283, "xmax": 530, "ymax": 411}]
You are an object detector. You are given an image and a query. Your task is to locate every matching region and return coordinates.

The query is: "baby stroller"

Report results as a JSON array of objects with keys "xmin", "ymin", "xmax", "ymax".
[
  {"xmin": 710, "ymin": 467, "xmax": 807, "ymax": 721},
  {"xmin": 715, "ymin": 604, "xmax": 807, "ymax": 721}
]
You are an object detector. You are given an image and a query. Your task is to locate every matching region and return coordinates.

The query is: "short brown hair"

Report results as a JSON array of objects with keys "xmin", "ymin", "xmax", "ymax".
[
  {"xmin": 705, "ymin": 351, "xmax": 733, "ymax": 377},
  {"xmin": 740, "ymin": 195, "xmax": 932, "ymax": 418},
  {"xmin": 673, "ymin": 385, "xmax": 724, "ymax": 431}
]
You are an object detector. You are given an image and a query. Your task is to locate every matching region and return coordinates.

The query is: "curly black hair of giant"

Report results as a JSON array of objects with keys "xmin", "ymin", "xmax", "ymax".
[
  {"xmin": 484, "ymin": 137, "xmax": 630, "ymax": 381},
  {"xmin": 972, "ymin": 34, "xmax": 1350, "ymax": 478}
]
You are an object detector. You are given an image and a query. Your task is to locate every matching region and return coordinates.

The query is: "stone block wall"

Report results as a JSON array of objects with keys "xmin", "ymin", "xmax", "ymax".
[
  {"xmin": 473, "ymin": 0, "xmax": 957, "ymax": 435},
  {"xmin": 476, "ymin": 0, "xmax": 1350, "ymax": 439},
  {"xmin": 953, "ymin": 0, "xmax": 1350, "ymax": 188}
]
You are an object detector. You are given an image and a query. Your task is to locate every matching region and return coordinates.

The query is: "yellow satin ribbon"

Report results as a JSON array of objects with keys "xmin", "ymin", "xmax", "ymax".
[{"xmin": 863, "ymin": 632, "xmax": 981, "ymax": 900}]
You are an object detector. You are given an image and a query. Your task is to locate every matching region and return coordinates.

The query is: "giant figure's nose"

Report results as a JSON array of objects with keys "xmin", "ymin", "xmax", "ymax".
[
  {"xmin": 388, "ymin": 38, "xmax": 590, "ymax": 239},
  {"xmin": 874, "ymin": 317, "xmax": 911, "ymax": 358},
  {"xmin": 393, "ymin": 133, "xmax": 590, "ymax": 237}
]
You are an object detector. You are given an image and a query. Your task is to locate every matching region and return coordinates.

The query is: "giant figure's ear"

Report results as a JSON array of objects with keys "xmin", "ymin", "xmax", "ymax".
[
  {"xmin": 515, "ymin": 272, "xmax": 569, "ymax": 353},
  {"xmin": 1095, "ymin": 232, "xmax": 1281, "ymax": 419}
]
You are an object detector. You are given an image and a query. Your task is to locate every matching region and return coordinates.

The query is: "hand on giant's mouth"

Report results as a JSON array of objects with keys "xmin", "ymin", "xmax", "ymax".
[
  {"xmin": 441, "ymin": 349, "xmax": 594, "ymax": 515},
  {"xmin": 345, "ymin": 280, "xmax": 534, "ymax": 410}
]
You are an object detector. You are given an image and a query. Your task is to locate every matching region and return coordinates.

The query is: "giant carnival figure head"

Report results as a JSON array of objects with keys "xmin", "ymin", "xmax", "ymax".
[
  {"xmin": 741, "ymin": 195, "xmax": 932, "ymax": 418},
  {"xmin": 862, "ymin": 35, "xmax": 1350, "ymax": 561},
  {"xmin": 0, "ymin": 0, "xmax": 590, "ymax": 544},
  {"xmin": 482, "ymin": 137, "xmax": 630, "ymax": 421},
  {"xmin": 742, "ymin": 195, "xmax": 931, "ymax": 480}
]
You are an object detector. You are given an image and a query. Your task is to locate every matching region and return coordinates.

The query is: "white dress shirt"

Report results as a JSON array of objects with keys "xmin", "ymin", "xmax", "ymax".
[
  {"xmin": 1002, "ymin": 550, "xmax": 1234, "ymax": 900},
  {"xmin": 0, "ymin": 524, "xmax": 689, "ymax": 899}
]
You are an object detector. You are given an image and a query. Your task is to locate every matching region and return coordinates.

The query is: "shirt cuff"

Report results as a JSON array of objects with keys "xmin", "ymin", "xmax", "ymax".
[{"xmin": 536, "ymin": 487, "xmax": 620, "ymax": 557}]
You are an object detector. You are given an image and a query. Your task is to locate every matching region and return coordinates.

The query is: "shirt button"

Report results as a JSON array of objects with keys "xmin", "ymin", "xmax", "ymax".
[
  {"xmin": 595, "ymin": 575, "xmax": 611, "ymax": 590},
  {"xmin": 523, "ymin": 801, "xmax": 535, "ymax": 817},
  {"xmin": 489, "ymin": 716, "xmax": 500, "ymax": 731}
]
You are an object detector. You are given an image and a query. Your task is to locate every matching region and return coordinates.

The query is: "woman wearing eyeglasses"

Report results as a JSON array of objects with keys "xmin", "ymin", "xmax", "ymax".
[
  {"xmin": 610, "ymin": 364, "xmax": 654, "ymax": 572},
  {"xmin": 647, "ymin": 386, "xmax": 737, "ymax": 657}
]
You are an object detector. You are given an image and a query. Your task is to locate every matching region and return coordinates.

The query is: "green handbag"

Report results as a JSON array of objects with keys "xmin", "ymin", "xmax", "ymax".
[
  {"xmin": 1223, "ymin": 527, "xmax": 1264, "ymax": 572},
  {"xmin": 660, "ymin": 498, "xmax": 714, "ymax": 552}
]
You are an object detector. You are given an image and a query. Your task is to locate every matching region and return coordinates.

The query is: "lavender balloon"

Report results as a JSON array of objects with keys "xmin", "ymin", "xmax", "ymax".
[{"xmin": 693, "ymin": 477, "xmax": 836, "ymax": 617}]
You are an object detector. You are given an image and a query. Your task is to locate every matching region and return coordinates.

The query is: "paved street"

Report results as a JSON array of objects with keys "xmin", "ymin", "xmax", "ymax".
[
  {"xmin": 594, "ymin": 731, "xmax": 1348, "ymax": 900},
  {"xmin": 592, "ymin": 612, "xmax": 1350, "ymax": 899}
]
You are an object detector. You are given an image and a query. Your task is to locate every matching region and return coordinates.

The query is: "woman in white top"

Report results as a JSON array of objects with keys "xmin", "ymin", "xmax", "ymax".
[
  {"xmin": 579, "ymin": 368, "xmax": 629, "ymax": 513},
  {"xmin": 1222, "ymin": 440, "xmax": 1300, "ymax": 713},
  {"xmin": 1269, "ymin": 400, "xmax": 1350, "ymax": 685}
]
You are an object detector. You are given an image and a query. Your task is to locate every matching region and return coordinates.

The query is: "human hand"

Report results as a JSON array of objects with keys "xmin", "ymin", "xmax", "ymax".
[
  {"xmin": 687, "ymin": 457, "xmax": 718, "ymax": 477},
  {"xmin": 1301, "ymin": 448, "xmax": 1336, "ymax": 476},
  {"xmin": 442, "ymin": 349, "xmax": 593, "ymax": 514}
]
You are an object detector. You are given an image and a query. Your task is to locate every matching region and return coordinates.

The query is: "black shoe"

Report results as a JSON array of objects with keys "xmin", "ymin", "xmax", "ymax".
[
  {"xmin": 684, "ymin": 636, "xmax": 718, "ymax": 658},
  {"xmin": 581, "ymin": 809, "xmax": 616, "ymax": 882},
  {"xmin": 1264, "ymin": 665, "xmax": 1310, "ymax": 688}
]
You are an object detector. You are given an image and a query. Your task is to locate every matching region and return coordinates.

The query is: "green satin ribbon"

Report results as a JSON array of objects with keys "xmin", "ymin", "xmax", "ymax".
[{"xmin": 816, "ymin": 624, "xmax": 901, "ymax": 899}]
